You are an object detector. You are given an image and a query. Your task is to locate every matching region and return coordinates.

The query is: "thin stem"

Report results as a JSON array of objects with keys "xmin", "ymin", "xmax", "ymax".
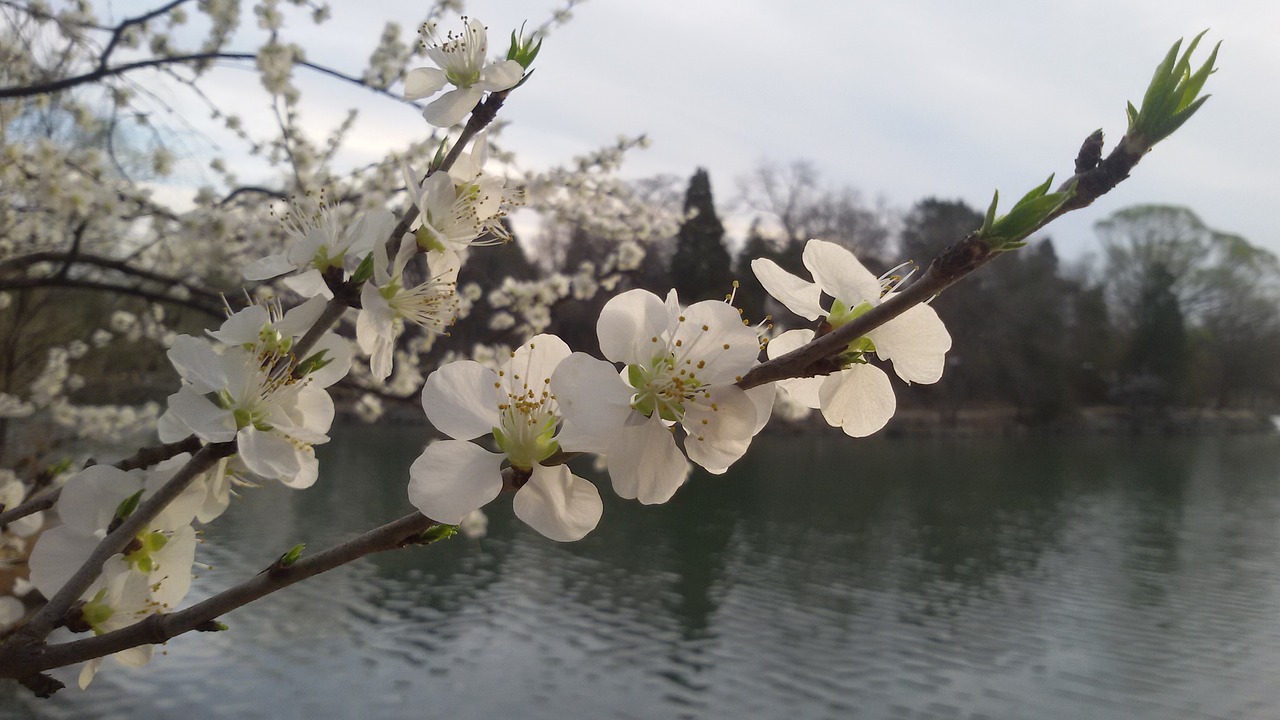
[
  {"xmin": 737, "ymin": 128, "xmax": 1150, "ymax": 390},
  {"xmin": 10, "ymin": 443, "xmax": 235, "ymax": 647},
  {"xmin": 0, "ymin": 510, "xmax": 441, "ymax": 682},
  {"xmin": 0, "ymin": 435, "xmax": 209, "ymax": 528}
]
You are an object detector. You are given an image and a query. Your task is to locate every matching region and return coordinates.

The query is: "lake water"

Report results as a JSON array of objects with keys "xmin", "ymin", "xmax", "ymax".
[{"xmin": 4, "ymin": 428, "xmax": 1280, "ymax": 719}]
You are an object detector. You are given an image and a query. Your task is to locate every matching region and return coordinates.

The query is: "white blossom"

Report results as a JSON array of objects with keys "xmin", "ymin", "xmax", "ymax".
[
  {"xmin": 357, "ymin": 236, "xmax": 461, "ymax": 382},
  {"xmin": 403, "ymin": 17, "xmax": 524, "ymax": 127},
  {"xmin": 752, "ymin": 239, "xmax": 951, "ymax": 437},
  {"xmin": 158, "ymin": 302, "xmax": 351, "ymax": 488},
  {"xmin": 552, "ymin": 289, "xmax": 773, "ymax": 505},
  {"xmin": 244, "ymin": 195, "xmax": 394, "ymax": 298},
  {"xmin": 409, "ymin": 334, "xmax": 601, "ymax": 542}
]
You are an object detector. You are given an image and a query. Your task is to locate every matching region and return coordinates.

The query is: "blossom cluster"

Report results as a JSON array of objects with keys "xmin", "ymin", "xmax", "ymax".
[{"xmin": 6, "ymin": 14, "xmax": 954, "ymax": 693}]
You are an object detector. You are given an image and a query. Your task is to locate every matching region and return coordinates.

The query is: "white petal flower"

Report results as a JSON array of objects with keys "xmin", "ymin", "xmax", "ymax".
[
  {"xmin": 243, "ymin": 195, "xmax": 392, "ymax": 295},
  {"xmin": 552, "ymin": 289, "xmax": 767, "ymax": 504},
  {"xmin": 409, "ymin": 334, "xmax": 602, "ymax": 541},
  {"xmin": 26, "ymin": 465, "xmax": 200, "ymax": 686},
  {"xmin": 159, "ymin": 304, "xmax": 350, "ymax": 486},
  {"xmin": 753, "ymin": 239, "xmax": 951, "ymax": 437},
  {"xmin": 403, "ymin": 164, "xmax": 518, "ymax": 253},
  {"xmin": 357, "ymin": 238, "xmax": 460, "ymax": 382},
  {"xmin": 404, "ymin": 17, "xmax": 524, "ymax": 127}
]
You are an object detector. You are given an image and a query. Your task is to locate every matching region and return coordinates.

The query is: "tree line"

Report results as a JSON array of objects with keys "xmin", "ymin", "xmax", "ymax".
[{"xmin": 515, "ymin": 162, "xmax": 1280, "ymax": 425}]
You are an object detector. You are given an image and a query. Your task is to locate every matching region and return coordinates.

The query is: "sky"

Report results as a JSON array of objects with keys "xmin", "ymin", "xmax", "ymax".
[{"xmin": 126, "ymin": 0, "xmax": 1279, "ymax": 262}]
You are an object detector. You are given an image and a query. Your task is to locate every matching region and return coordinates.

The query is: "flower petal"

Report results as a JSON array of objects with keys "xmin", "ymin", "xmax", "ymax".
[
  {"xmin": 765, "ymin": 328, "xmax": 815, "ymax": 360},
  {"xmin": 478, "ymin": 59, "xmax": 524, "ymax": 91},
  {"xmin": 403, "ymin": 66, "xmax": 448, "ymax": 100},
  {"xmin": 751, "ymin": 258, "xmax": 825, "ymax": 320},
  {"xmin": 513, "ymin": 464, "xmax": 602, "ymax": 542},
  {"xmin": 166, "ymin": 335, "xmax": 227, "ymax": 393},
  {"xmin": 208, "ymin": 305, "xmax": 270, "ymax": 346},
  {"xmin": 57, "ymin": 465, "xmax": 141, "ymax": 532},
  {"xmin": 802, "ymin": 239, "xmax": 882, "ymax": 307},
  {"xmin": 242, "ymin": 253, "xmax": 293, "ymax": 281},
  {"xmin": 677, "ymin": 299, "xmax": 761, "ymax": 385},
  {"xmin": 868, "ymin": 302, "xmax": 952, "ymax": 384},
  {"xmin": 818, "ymin": 364, "xmax": 896, "ymax": 437},
  {"xmin": 29, "ymin": 525, "xmax": 97, "ymax": 600},
  {"xmin": 166, "ymin": 388, "xmax": 236, "ymax": 443},
  {"xmin": 596, "ymin": 289, "xmax": 669, "ymax": 365},
  {"xmin": 783, "ymin": 378, "xmax": 824, "ymax": 408},
  {"xmin": 302, "ymin": 332, "xmax": 353, "ymax": 389},
  {"xmin": 551, "ymin": 353, "xmax": 634, "ymax": 453},
  {"xmin": 745, "ymin": 383, "xmax": 776, "ymax": 435},
  {"xmin": 423, "ymin": 86, "xmax": 484, "ymax": 127},
  {"xmin": 503, "ymin": 334, "xmax": 571, "ymax": 391},
  {"xmin": 237, "ymin": 426, "xmax": 302, "ymax": 483},
  {"xmin": 421, "ymin": 361, "xmax": 501, "ymax": 440},
  {"xmin": 281, "ymin": 269, "xmax": 331, "ymax": 298},
  {"xmin": 407, "ymin": 440, "xmax": 504, "ymax": 524},
  {"xmin": 683, "ymin": 385, "xmax": 757, "ymax": 473},
  {"xmin": 607, "ymin": 414, "xmax": 690, "ymax": 505}
]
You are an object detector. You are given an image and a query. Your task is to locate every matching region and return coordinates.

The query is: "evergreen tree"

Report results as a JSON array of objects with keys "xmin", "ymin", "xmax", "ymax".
[
  {"xmin": 732, "ymin": 219, "xmax": 776, "ymax": 324},
  {"xmin": 670, "ymin": 168, "xmax": 732, "ymax": 302},
  {"xmin": 1120, "ymin": 263, "xmax": 1188, "ymax": 404}
]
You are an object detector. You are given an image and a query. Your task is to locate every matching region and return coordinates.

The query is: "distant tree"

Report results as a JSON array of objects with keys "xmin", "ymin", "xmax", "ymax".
[
  {"xmin": 1096, "ymin": 205, "xmax": 1280, "ymax": 406},
  {"xmin": 1118, "ymin": 263, "xmax": 1188, "ymax": 405},
  {"xmin": 897, "ymin": 198, "xmax": 981, "ymax": 263},
  {"xmin": 732, "ymin": 219, "xmax": 778, "ymax": 323},
  {"xmin": 898, "ymin": 199, "xmax": 1075, "ymax": 420},
  {"xmin": 1064, "ymin": 279, "xmax": 1119, "ymax": 406},
  {"xmin": 736, "ymin": 159, "xmax": 891, "ymax": 269},
  {"xmin": 670, "ymin": 168, "xmax": 733, "ymax": 302}
]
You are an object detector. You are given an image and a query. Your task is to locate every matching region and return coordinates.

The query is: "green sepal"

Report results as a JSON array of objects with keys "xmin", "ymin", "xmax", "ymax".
[
  {"xmin": 415, "ymin": 225, "xmax": 446, "ymax": 253},
  {"xmin": 350, "ymin": 253, "xmax": 375, "ymax": 284},
  {"xmin": 295, "ymin": 348, "xmax": 333, "ymax": 377},
  {"xmin": 979, "ymin": 175, "xmax": 1075, "ymax": 250},
  {"xmin": 48, "ymin": 457, "xmax": 74, "ymax": 477},
  {"xmin": 114, "ymin": 490, "xmax": 144, "ymax": 522},
  {"xmin": 278, "ymin": 543, "xmax": 305, "ymax": 568},
  {"xmin": 428, "ymin": 138, "xmax": 449, "ymax": 173},
  {"xmin": 1125, "ymin": 31, "xmax": 1218, "ymax": 149},
  {"xmin": 506, "ymin": 22, "xmax": 543, "ymax": 69},
  {"xmin": 420, "ymin": 524, "xmax": 458, "ymax": 543},
  {"xmin": 980, "ymin": 190, "xmax": 999, "ymax": 236}
]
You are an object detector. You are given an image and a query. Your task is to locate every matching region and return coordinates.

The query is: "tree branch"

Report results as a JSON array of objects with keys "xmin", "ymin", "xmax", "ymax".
[
  {"xmin": 0, "ymin": 277, "xmax": 224, "ymax": 318},
  {"xmin": 8, "ymin": 443, "xmax": 236, "ymax": 649},
  {"xmin": 737, "ymin": 129, "xmax": 1149, "ymax": 391},
  {"xmin": 0, "ymin": 509, "xmax": 442, "ymax": 681},
  {"xmin": 0, "ymin": 250, "xmax": 225, "ymax": 305}
]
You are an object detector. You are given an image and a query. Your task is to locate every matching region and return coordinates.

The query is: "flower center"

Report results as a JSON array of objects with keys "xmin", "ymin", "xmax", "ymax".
[
  {"xmin": 826, "ymin": 299, "xmax": 877, "ymax": 365},
  {"xmin": 626, "ymin": 354, "xmax": 706, "ymax": 423},
  {"xmin": 124, "ymin": 529, "xmax": 169, "ymax": 574},
  {"xmin": 492, "ymin": 370, "xmax": 559, "ymax": 469}
]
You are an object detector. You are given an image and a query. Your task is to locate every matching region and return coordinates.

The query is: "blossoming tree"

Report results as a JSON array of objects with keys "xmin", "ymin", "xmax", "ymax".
[{"xmin": 0, "ymin": 0, "xmax": 1218, "ymax": 699}]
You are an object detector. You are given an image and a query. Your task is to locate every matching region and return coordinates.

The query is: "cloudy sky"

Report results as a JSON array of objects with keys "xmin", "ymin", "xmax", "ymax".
[{"xmin": 136, "ymin": 0, "xmax": 1277, "ymax": 261}]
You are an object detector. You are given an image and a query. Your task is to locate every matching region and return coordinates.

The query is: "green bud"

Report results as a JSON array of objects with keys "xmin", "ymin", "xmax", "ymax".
[
  {"xmin": 350, "ymin": 253, "xmax": 375, "ymax": 284},
  {"xmin": 977, "ymin": 174, "xmax": 1074, "ymax": 251},
  {"xmin": 295, "ymin": 349, "xmax": 333, "ymax": 377},
  {"xmin": 278, "ymin": 543, "xmax": 305, "ymax": 568},
  {"xmin": 420, "ymin": 524, "xmax": 458, "ymax": 544},
  {"xmin": 113, "ymin": 490, "xmax": 144, "ymax": 522},
  {"xmin": 48, "ymin": 457, "xmax": 74, "ymax": 476},
  {"xmin": 415, "ymin": 224, "xmax": 446, "ymax": 253},
  {"xmin": 1125, "ymin": 31, "xmax": 1219, "ymax": 150},
  {"xmin": 507, "ymin": 22, "xmax": 543, "ymax": 69}
]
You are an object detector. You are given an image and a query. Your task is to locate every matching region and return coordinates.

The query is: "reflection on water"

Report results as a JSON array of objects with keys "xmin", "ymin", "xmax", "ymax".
[{"xmin": 5, "ymin": 429, "xmax": 1280, "ymax": 719}]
